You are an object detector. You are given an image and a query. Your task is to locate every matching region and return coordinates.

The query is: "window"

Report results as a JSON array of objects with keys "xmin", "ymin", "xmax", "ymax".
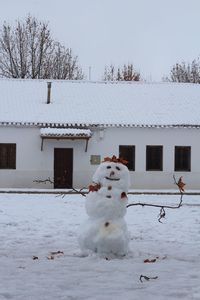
[
  {"xmin": 119, "ymin": 145, "xmax": 135, "ymax": 171},
  {"xmin": 0, "ymin": 144, "xmax": 16, "ymax": 169},
  {"xmin": 175, "ymin": 146, "xmax": 191, "ymax": 172},
  {"xmin": 146, "ymin": 145, "xmax": 163, "ymax": 171}
]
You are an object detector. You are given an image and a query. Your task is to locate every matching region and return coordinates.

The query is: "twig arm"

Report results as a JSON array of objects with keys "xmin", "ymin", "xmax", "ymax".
[{"xmin": 127, "ymin": 176, "xmax": 185, "ymax": 222}]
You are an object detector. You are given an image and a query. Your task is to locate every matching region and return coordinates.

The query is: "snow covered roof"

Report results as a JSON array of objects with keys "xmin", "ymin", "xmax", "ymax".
[
  {"xmin": 0, "ymin": 78, "xmax": 200, "ymax": 128},
  {"xmin": 40, "ymin": 128, "xmax": 92, "ymax": 151},
  {"xmin": 40, "ymin": 128, "xmax": 92, "ymax": 137}
]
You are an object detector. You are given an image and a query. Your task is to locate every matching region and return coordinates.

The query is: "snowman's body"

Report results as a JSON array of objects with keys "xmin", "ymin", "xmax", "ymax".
[{"xmin": 78, "ymin": 158, "xmax": 130, "ymax": 257}]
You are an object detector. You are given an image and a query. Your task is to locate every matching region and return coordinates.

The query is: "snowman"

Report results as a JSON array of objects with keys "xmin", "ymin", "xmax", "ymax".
[{"xmin": 78, "ymin": 155, "xmax": 130, "ymax": 258}]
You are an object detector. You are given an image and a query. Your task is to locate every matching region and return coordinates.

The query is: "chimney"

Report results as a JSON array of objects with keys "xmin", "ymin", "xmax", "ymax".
[{"xmin": 47, "ymin": 82, "xmax": 52, "ymax": 104}]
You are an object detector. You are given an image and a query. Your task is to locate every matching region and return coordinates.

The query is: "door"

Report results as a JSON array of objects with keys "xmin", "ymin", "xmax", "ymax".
[{"xmin": 54, "ymin": 148, "xmax": 73, "ymax": 189}]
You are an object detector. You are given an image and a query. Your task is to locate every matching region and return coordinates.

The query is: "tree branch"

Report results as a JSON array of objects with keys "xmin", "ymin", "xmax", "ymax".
[
  {"xmin": 57, "ymin": 187, "xmax": 87, "ymax": 198},
  {"xmin": 127, "ymin": 176, "xmax": 185, "ymax": 222},
  {"xmin": 33, "ymin": 177, "xmax": 87, "ymax": 197},
  {"xmin": 33, "ymin": 177, "xmax": 54, "ymax": 184}
]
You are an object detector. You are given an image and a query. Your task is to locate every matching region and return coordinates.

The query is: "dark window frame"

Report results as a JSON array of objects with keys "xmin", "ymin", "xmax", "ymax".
[
  {"xmin": 174, "ymin": 146, "xmax": 191, "ymax": 172},
  {"xmin": 146, "ymin": 145, "xmax": 163, "ymax": 171},
  {"xmin": 0, "ymin": 143, "xmax": 16, "ymax": 169},
  {"xmin": 119, "ymin": 145, "xmax": 135, "ymax": 171}
]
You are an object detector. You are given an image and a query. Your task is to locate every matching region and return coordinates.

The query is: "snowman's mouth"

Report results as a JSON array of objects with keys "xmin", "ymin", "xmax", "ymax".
[{"xmin": 105, "ymin": 177, "xmax": 120, "ymax": 181}]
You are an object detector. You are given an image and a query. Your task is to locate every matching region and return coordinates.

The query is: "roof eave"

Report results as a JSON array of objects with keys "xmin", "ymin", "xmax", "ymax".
[{"xmin": 1, "ymin": 121, "xmax": 200, "ymax": 129}]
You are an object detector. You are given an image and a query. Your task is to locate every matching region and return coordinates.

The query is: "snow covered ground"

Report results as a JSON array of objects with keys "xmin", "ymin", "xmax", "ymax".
[{"xmin": 0, "ymin": 193, "xmax": 200, "ymax": 300}]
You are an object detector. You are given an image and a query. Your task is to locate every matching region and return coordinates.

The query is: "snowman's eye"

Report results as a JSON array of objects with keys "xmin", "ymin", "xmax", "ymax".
[
  {"xmin": 116, "ymin": 166, "xmax": 120, "ymax": 171},
  {"xmin": 106, "ymin": 165, "xmax": 111, "ymax": 169}
]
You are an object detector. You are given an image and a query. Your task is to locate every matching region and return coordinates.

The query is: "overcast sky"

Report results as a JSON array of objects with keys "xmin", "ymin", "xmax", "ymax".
[{"xmin": 1, "ymin": 0, "xmax": 200, "ymax": 81}]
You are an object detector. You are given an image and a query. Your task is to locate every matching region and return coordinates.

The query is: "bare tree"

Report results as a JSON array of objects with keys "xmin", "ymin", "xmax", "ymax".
[
  {"xmin": 0, "ymin": 16, "xmax": 84, "ymax": 79},
  {"xmin": 164, "ymin": 59, "xmax": 200, "ymax": 83},
  {"xmin": 103, "ymin": 63, "xmax": 140, "ymax": 81},
  {"xmin": 103, "ymin": 64, "xmax": 115, "ymax": 81},
  {"xmin": 45, "ymin": 43, "xmax": 84, "ymax": 80},
  {"xmin": 121, "ymin": 64, "xmax": 140, "ymax": 81}
]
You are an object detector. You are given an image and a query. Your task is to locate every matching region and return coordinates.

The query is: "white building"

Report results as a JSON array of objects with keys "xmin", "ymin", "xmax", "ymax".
[{"xmin": 0, "ymin": 79, "xmax": 200, "ymax": 190}]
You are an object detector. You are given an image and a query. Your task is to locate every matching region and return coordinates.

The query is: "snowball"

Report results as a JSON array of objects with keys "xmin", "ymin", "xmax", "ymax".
[
  {"xmin": 78, "ymin": 218, "xmax": 130, "ymax": 257},
  {"xmin": 85, "ymin": 187, "xmax": 128, "ymax": 219},
  {"xmin": 92, "ymin": 161, "xmax": 130, "ymax": 193}
]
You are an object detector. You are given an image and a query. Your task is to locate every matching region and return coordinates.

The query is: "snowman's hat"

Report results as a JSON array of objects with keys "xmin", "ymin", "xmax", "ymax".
[{"xmin": 103, "ymin": 155, "xmax": 128, "ymax": 165}]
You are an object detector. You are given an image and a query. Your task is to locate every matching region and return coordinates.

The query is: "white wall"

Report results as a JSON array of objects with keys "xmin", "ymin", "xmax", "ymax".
[
  {"xmin": 0, "ymin": 126, "xmax": 200, "ymax": 189},
  {"xmin": 88, "ymin": 126, "xmax": 200, "ymax": 190}
]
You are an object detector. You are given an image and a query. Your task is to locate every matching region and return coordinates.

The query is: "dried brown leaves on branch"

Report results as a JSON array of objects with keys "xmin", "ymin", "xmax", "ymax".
[{"xmin": 174, "ymin": 175, "xmax": 185, "ymax": 192}]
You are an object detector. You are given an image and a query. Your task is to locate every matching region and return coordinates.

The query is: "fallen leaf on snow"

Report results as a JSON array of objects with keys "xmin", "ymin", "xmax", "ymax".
[
  {"xmin": 144, "ymin": 258, "xmax": 157, "ymax": 263},
  {"xmin": 50, "ymin": 250, "xmax": 64, "ymax": 256},
  {"xmin": 140, "ymin": 275, "xmax": 158, "ymax": 282},
  {"xmin": 32, "ymin": 256, "xmax": 39, "ymax": 260},
  {"xmin": 47, "ymin": 255, "xmax": 54, "ymax": 260},
  {"xmin": 47, "ymin": 251, "xmax": 64, "ymax": 260}
]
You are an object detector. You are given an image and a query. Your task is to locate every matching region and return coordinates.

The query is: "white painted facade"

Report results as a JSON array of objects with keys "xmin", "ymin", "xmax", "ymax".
[{"xmin": 0, "ymin": 125, "xmax": 199, "ymax": 190}]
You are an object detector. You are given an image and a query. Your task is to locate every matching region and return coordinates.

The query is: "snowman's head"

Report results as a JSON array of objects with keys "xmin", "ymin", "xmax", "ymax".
[{"xmin": 93, "ymin": 159, "xmax": 130, "ymax": 192}]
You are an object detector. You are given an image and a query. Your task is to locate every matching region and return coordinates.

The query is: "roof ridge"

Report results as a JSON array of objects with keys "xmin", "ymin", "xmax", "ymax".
[{"xmin": 0, "ymin": 77, "xmax": 199, "ymax": 86}]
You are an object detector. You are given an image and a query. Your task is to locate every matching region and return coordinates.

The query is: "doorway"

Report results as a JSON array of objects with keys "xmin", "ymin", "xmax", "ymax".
[{"xmin": 54, "ymin": 148, "xmax": 73, "ymax": 188}]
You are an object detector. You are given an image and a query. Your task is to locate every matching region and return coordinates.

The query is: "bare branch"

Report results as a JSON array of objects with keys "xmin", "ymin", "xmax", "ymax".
[
  {"xmin": 33, "ymin": 177, "xmax": 87, "ymax": 197},
  {"xmin": 33, "ymin": 177, "xmax": 54, "ymax": 184},
  {"xmin": 127, "ymin": 176, "xmax": 184, "ymax": 222},
  {"xmin": 56, "ymin": 187, "xmax": 87, "ymax": 198}
]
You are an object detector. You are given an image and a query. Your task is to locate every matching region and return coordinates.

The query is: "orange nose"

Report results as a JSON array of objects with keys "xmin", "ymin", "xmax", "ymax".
[{"xmin": 110, "ymin": 171, "xmax": 115, "ymax": 176}]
